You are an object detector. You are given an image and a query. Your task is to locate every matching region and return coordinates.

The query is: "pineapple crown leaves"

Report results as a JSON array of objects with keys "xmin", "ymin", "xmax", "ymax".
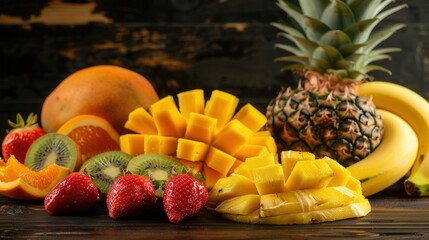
[{"xmin": 273, "ymin": 0, "xmax": 407, "ymax": 79}]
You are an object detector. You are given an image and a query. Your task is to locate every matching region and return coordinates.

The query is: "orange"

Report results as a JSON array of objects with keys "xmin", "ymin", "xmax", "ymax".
[
  {"xmin": 41, "ymin": 65, "xmax": 159, "ymax": 135},
  {"xmin": 0, "ymin": 156, "xmax": 70, "ymax": 200},
  {"xmin": 57, "ymin": 114, "xmax": 121, "ymax": 164}
]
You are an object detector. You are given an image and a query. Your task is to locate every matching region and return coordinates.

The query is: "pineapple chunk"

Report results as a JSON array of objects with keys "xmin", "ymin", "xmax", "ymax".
[
  {"xmin": 124, "ymin": 107, "xmax": 158, "ymax": 135},
  {"xmin": 322, "ymin": 157, "xmax": 352, "ymax": 187},
  {"xmin": 204, "ymin": 90, "xmax": 239, "ymax": 129},
  {"xmin": 212, "ymin": 119, "xmax": 254, "ymax": 155},
  {"xmin": 215, "ymin": 194, "xmax": 260, "ymax": 215},
  {"xmin": 177, "ymin": 89, "xmax": 205, "ymax": 121},
  {"xmin": 176, "ymin": 138, "xmax": 209, "ymax": 162},
  {"xmin": 203, "ymin": 165, "xmax": 226, "ymax": 190},
  {"xmin": 284, "ymin": 160, "xmax": 333, "ymax": 191},
  {"xmin": 252, "ymin": 164, "xmax": 285, "ymax": 195},
  {"xmin": 119, "ymin": 134, "xmax": 145, "ymax": 156},
  {"xmin": 152, "ymin": 106, "xmax": 187, "ymax": 138},
  {"xmin": 143, "ymin": 135, "xmax": 178, "ymax": 155},
  {"xmin": 281, "ymin": 150, "xmax": 316, "ymax": 181},
  {"xmin": 205, "ymin": 147, "xmax": 236, "ymax": 176},
  {"xmin": 208, "ymin": 174, "xmax": 258, "ymax": 208},
  {"xmin": 346, "ymin": 176, "xmax": 363, "ymax": 194},
  {"xmin": 184, "ymin": 113, "xmax": 217, "ymax": 144},
  {"xmin": 256, "ymin": 199, "xmax": 371, "ymax": 225},
  {"xmin": 232, "ymin": 162, "xmax": 253, "ymax": 180},
  {"xmin": 245, "ymin": 150, "xmax": 276, "ymax": 169},
  {"xmin": 232, "ymin": 103, "xmax": 267, "ymax": 132},
  {"xmin": 260, "ymin": 186, "xmax": 363, "ymax": 217}
]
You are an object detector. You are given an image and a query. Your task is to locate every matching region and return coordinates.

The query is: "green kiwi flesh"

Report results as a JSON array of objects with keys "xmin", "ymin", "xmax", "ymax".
[
  {"xmin": 25, "ymin": 133, "xmax": 78, "ymax": 172},
  {"xmin": 127, "ymin": 154, "xmax": 185, "ymax": 182},
  {"xmin": 83, "ymin": 151, "xmax": 132, "ymax": 194}
]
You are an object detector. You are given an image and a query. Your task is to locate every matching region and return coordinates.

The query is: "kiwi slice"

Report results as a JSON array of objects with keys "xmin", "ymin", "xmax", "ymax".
[
  {"xmin": 25, "ymin": 133, "xmax": 78, "ymax": 172},
  {"xmin": 82, "ymin": 151, "xmax": 132, "ymax": 194},
  {"xmin": 127, "ymin": 154, "xmax": 185, "ymax": 196}
]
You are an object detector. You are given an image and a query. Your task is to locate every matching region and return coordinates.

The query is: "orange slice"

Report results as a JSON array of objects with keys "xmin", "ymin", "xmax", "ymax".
[
  {"xmin": 57, "ymin": 114, "xmax": 120, "ymax": 164},
  {"xmin": 0, "ymin": 156, "xmax": 70, "ymax": 200}
]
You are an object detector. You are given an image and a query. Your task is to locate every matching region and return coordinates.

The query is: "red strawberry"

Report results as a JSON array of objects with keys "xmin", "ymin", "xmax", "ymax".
[
  {"xmin": 44, "ymin": 173, "xmax": 99, "ymax": 215},
  {"xmin": 2, "ymin": 113, "xmax": 46, "ymax": 163},
  {"xmin": 163, "ymin": 174, "xmax": 208, "ymax": 223},
  {"xmin": 106, "ymin": 174, "xmax": 156, "ymax": 219}
]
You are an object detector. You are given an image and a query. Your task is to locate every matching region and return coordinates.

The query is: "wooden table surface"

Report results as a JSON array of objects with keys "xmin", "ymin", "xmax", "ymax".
[{"xmin": 1, "ymin": 182, "xmax": 428, "ymax": 240}]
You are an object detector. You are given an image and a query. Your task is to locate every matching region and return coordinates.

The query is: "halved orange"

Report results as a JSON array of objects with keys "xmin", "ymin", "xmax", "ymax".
[
  {"xmin": 57, "ymin": 114, "xmax": 120, "ymax": 165},
  {"xmin": 0, "ymin": 155, "xmax": 70, "ymax": 200}
]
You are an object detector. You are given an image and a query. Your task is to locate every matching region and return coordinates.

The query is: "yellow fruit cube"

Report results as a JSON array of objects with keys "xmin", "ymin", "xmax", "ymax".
[
  {"xmin": 177, "ymin": 89, "xmax": 205, "ymax": 121},
  {"xmin": 212, "ymin": 119, "xmax": 253, "ymax": 155},
  {"xmin": 252, "ymin": 164, "xmax": 285, "ymax": 195},
  {"xmin": 184, "ymin": 113, "xmax": 217, "ymax": 144},
  {"xmin": 205, "ymin": 147, "xmax": 236, "ymax": 176},
  {"xmin": 232, "ymin": 103, "xmax": 267, "ymax": 132},
  {"xmin": 152, "ymin": 107, "xmax": 187, "ymax": 138},
  {"xmin": 321, "ymin": 157, "xmax": 352, "ymax": 187},
  {"xmin": 179, "ymin": 159, "xmax": 204, "ymax": 174},
  {"xmin": 149, "ymin": 95, "xmax": 177, "ymax": 113},
  {"xmin": 346, "ymin": 176, "xmax": 362, "ymax": 194},
  {"xmin": 203, "ymin": 165, "xmax": 226, "ymax": 190},
  {"xmin": 232, "ymin": 162, "xmax": 253, "ymax": 179},
  {"xmin": 228, "ymin": 159, "xmax": 243, "ymax": 175},
  {"xmin": 207, "ymin": 174, "xmax": 258, "ymax": 208},
  {"xmin": 248, "ymin": 135, "xmax": 277, "ymax": 154},
  {"xmin": 176, "ymin": 138, "xmax": 209, "ymax": 162},
  {"xmin": 204, "ymin": 90, "xmax": 239, "ymax": 129},
  {"xmin": 234, "ymin": 145, "xmax": 269, "ymax": 161},
  {"xmin": 124, "ymin": 107, "xmax": 158, "ymax": 135},
  {"xmin": 281, "ymin": 150, "xmax": 315, "ymax": 180},
  {"xmin": 119, "ymin": 134, "xmax": 146, "ymax": 156},
  {"xmin": 144, "ymin": 135, "xmax": 178, "ymax": 155},
  {"xmin": 215, "ymin": 194, "xmax": 260, "ymax": 215},
  {"xmin": 245, "ymin": 150, "xmax": 276, "ymax": 169},
  {"xmin": 284, "ymin": 160, "xmax": 334, "ymax": 191}
]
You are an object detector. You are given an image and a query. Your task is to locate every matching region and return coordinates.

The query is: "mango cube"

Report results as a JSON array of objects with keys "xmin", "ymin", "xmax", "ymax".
[
  {"xmin": 234, "ymin": 145, "xmax": 269, "ymax": 161},
  {"xmin": 144, "ymin": 135, "xmax": 178, "ymax": 155},
  {"xmin": 177, "ymin": 89, "xmax": 205, "ymax": 121},
  {"xmin": 208, "ymin": 174, "xmax": 258, "ymax": 208},
  {"xmin": 284, "ymin": 160, "xmax": 334, "ymax": 191},
  {"xmin": 184, "ymin": 113, "xmax": 217, "ymax": 144},
  {"xmin": 228, "ymin": 159, "xmax": 243, "ymax": 175},
  {"xmin": 252, "ymin": 164, "xmax": 285, "ymax": 195},
  {"xmin": 149, "ymin": 95, "xmax": 177, "ymax": 113},
  {"xmin": 119, "ymin": 134, "xmax": 146, "ymax": 156},
  {"xmin": 152, "ymin": 106, "xmax": 187, "ymax": 138},
  {"xmin": 205, "ymin": 147, "xmax": 237, "ymax": 176},
  {"xmin": 204, "ymin": 90, "xmax": 239, "ymax": 129},
  {"xmin": 215, "ymin": 194, "xmax": 261, "ymax": 215},
  {"xmin": 281, "ymin": 150, "xmax": 316, "ymax": 180},
  {"xmin": 212, "ymin": 119, "xmax": 253, "ymax": 155},
  {"xmin": 203, "ymin": 165, "xmax": 226, "ymax": 190},
  {"xmin": 245, "ymin": 150, "xmax": 276, "ymax": 169},
  {"xmin": 179, "ymin": 159, "xmax": 204, "ymax": 174},
  {"xmin": 124, "ymin": 107, "xmax": 158, "ymax": 135},
  {"xmin": 248, "ymin": 135, "xmax": 277, "ymax": 154},
  {"xmin": 232, "ymin": 103, "xmax": 267, "ymax": 132},
  {"xmin": 176, "ymin": 138, "xmax": 209, "ymax": 162}
]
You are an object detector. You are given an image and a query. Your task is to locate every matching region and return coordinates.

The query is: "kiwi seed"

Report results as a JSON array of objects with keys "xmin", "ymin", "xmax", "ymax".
[
  {"xmin": 25, "ymin": 133, "xmax": 78, "ymax": 172},
  {"xmin": 82, "ymin": 151, "xmax": 133, "ymax": 194}
]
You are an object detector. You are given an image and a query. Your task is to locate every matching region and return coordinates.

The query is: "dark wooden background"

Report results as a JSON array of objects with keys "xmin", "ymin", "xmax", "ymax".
[{"xmin": 1, "ymin": 0, "xmax": 428, "ymax": 140}]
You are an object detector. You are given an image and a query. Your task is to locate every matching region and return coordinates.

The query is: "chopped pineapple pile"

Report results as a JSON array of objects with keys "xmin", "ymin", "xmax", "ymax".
[
  {"xmin": 208, "ymin": 151, "xmax": 371, "ymax": 225},
  {"xmin": 121, "ymin": 89, "xmax": 277, "ymax": 188}
]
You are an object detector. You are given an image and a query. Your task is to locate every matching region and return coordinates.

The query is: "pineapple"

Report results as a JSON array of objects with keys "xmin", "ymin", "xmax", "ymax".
[{"xmin": 266, "ymin": 0, "xmax": 407, "ymax": 166}]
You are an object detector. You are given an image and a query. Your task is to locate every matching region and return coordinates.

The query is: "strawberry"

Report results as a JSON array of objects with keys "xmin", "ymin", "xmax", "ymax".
[
  {"xmin": 106, "ymin": 174, "xmax": 156, "ymax": 219},
  {"xmin": 44, "ymin": 172, "xmax": 99, "ymax": 215},
  {"xmin": 163, "ymin": 174, "xmax": 208, "ymax": 223},
  {"xmin": 2, "ymin": 113, "xmax": 46, "ymax": 163}
]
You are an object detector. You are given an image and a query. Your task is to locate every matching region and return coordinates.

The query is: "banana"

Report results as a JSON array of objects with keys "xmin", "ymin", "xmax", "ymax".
[
  {"xmin": 359, "ymin": 81, "xmax": 429, "ymax": 196},
  {"xmin": 346, "ymin": 109, "xmax": 418, "ymax": 197}
]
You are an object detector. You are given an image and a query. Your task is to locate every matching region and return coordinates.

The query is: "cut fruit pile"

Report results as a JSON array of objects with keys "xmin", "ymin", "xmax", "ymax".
[
  {"xmin": 207, "ymin": 150, "xmax": 370, "ymax": 225},
  {"xmin": 121, "ymin": 89, "xmax": 277, "ymax": 189}
]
